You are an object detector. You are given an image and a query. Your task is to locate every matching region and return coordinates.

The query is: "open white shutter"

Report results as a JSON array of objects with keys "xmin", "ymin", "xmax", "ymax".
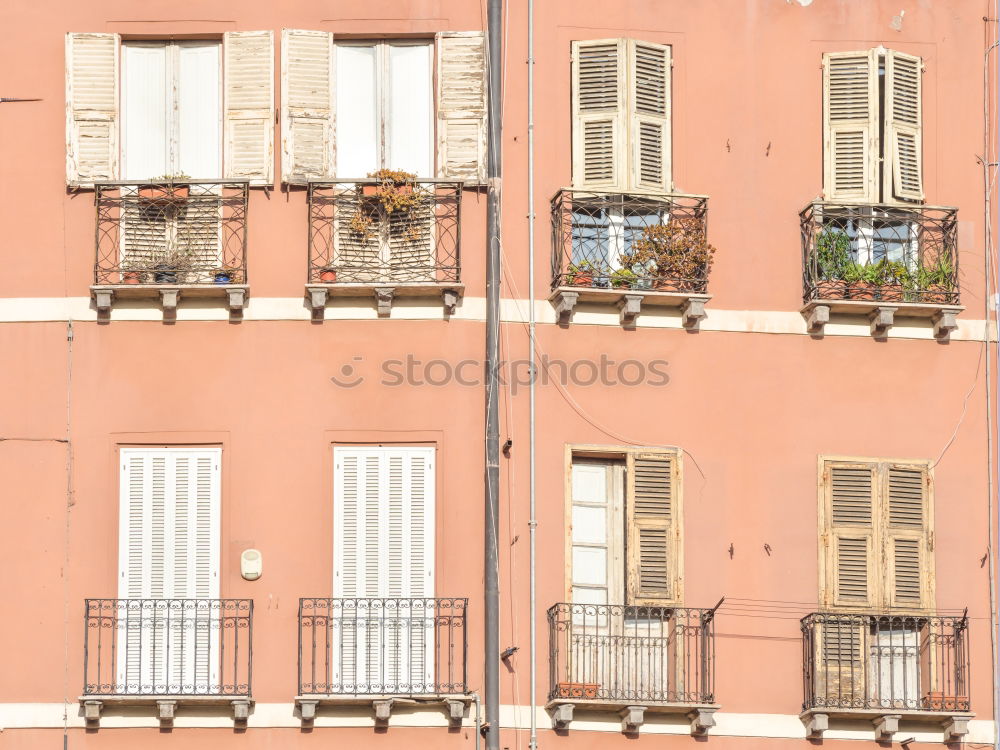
[
  {"xmin": 66, "ymin": 32, "xmax": 119, "ymax": 187},
  {"xmin": 224, "ymin": 31, "xmax": 274, "ymax": 185},
  {"xmin": 571, "ymin": 39, "xmax": 627, "ymax": 190},
  {"xmin": 884, "ymin": 50, "xmax": 923, "ymax": 202},
  {"xmin": 436, "ymin": 32, "xmax": 487, "ymax": 183},
  {"xmin": 627, "ymin": 40, "xmax": 671, "ymax": 192},
  {"xmin": 823, "ymin": 50, "xmax": 878, "ymax": 203},
  {"xmin": 281, "ymin": 29, "xmax": 333, "ymax": 185}
]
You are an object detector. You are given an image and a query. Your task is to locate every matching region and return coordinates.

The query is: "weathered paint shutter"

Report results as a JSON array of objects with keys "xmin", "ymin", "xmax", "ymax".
[
  {"xmin": 223, "ymin": 31, "xmax": 274, "ymax": 185},
  {"xmin": 281, "ymin": 29, "xmax": 334, "ymax": 185},
  {"xmin": 627, "ymin": 40, "xmax": 671, "ymax": 192},
  {"xmin": 822, "ymin": 50, "xmax": 878, "ymax": 202},
  {"xmin": 625, "ymin": 452, "xmax": 677, "ymax": 605},
  {"xmin": 816, "ymin": 616, "xmax": 867, "ymax": 706},
  {"xmin": 885, "ymin": 464, "xmax": 932, "ymax": 608},
  {"xmin": 436, "ymin": 32, "xmax": 488, "ymax": 183},
  {"xmin": 66, "ymin": 32, "xmax": 120, "ymax": 187},
  {"xmin": 884, "ymin": 50, "xmax": 923, "ymax": 202},
  {"xmin": 572, "ymin": 39, "xmax": 626, "ymax": 190},
  {"xmin": 825, "ymin": 463, "xmax": 877, "ymax": 608}
]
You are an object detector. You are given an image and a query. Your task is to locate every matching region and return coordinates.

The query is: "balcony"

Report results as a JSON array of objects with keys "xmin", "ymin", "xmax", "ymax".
[
  {"xmin": 90, "ymin": 181, "xmax": 250, "ymax": 321},
  {"xmin": 295, "ymin": 597, "xmax": 470, "ymax": 725},
  {"xmin": 81, "ymin": 598, "xmax": 253, "ymax": 727},
  {"xmin": 800, "ymin": 202, "xmax": 962, "ymax": 337},
  {"xmin": 546, "ymin": 603, "xmax": 719, "ymax": 734},
  {"xmin": 305, "ymin": 180, "xmax": 463, "ymax": 320},
  {"xmin": 800, "ymin": 612, "xmax": 972, "ymax": 741},
  {"xmin": 549, "ymin": 190, "xmax": 713, "ymax": 328}
]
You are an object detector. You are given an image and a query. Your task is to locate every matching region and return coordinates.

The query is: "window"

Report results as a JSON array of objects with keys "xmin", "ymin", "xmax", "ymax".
[
  {"xmin": 281, "ymin": 30, "xmax": 487, "ymax": 184},
  {"xmin": 333, "ymin": 446, "xmax": 436, "ymax": 691},
  {"xmin": 117, "ymin": 447, "xmax": 221, "ymax": 691},
  {"xmin": 569, "ymin": 449, "xmax": 681, "ymax": 606},
  {"xmin": 822, "ymin": 48, "xmax": 923, "ymax": 204},
  {"xmin": 571, "ymin": 39, "xmax": 671, "ymax": 193},
  {"xmin": 819, "ymin": 458, "xmax": 934, "ymax": 611},
  {"xmin": 66, "ymin": 31, "xmax": 274, "ymax": 186},
  {"xmin": 121, "ymin": 41, "xmax": 222, "ymax": 180}
]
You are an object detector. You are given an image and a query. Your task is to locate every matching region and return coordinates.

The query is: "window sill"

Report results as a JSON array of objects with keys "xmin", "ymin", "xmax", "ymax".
[
  {"xmin": 294, "ymin": 693, "xmax": 473, "ymax": 727},
  {"xmin": 80, "ymin": 694, "xmax": 252, "ymax": 727},
  {"xmin": 545, "ymin": 699, "xmax": 719, "ymax": 735},
  {"xmin": 305, "ymin": 282, "xmax": 464, "ymax": 321},
  {"xmin": 549, "ymin": 285, "xmax": 711, "ymax": 328},
  {"xmin": 90, "ymin": 284, "xmax": 248, "ymax": 323},
  {"xmin": 800, "ymin": 298, "xmax": 964, "ymax": 338},
  {"xmin": 800, "ymin": 706, "xmax": 974, "ymax": 742}
]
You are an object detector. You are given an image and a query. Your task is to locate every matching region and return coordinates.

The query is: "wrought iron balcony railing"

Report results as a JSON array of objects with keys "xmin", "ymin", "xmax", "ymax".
[
  {"xmin": 94, "ymin": 181, "xmax": 249, "ymax": 286},
  {"xmin": 801, "ymin": 202, "xmax": 959, "ymax": 306},
  {"xmin": 307, "ymin": 180, "xmax": 461, "ymax": 285},
  {"xmin": 801, "ymin": 612, "xmax": 970, "ymax": 713},
  {"xmin": 83, "ymin": 599, "xmax": 253, "ymax": 697},
  {"xmin": 547, "ymin": 603, "xmax": 716, "ymax": 705},
  {"xmin": 298, "ymin": 597, "xmax": 468, "ymax": 696},
  {"xmin": 551, "ymin": 190, "xmax": 711, "ymax": 293}
]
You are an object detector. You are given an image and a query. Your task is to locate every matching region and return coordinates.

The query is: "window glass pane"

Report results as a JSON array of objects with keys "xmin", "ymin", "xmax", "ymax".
[
  {"xmin": 571, "ymin": 463, "xmax": 608, "ymax": 504},
  {"xmin": 177, "ymin": 42, "xmax": 221, "ymax": 178},
  {"xmin": 336, "ymin": 45, "xmax": 378, "ymax": 177},
  {"xmin": 572, "ymin": 586, "xmax": 607, "ymax": 605},
  {"xmin": 572, "ymin": 547, "xmax": 607, "ymax": 586},
  {"xmin": 387, "ymin": 43, "xmax": 433, "ymax": 177},
  {"xmin": 122, "ymin": 43, "xmax": 168, "ymax": 180},
  {"xmin": 572, "ymin": 506, "xmax": 606, "ymax": 544}
]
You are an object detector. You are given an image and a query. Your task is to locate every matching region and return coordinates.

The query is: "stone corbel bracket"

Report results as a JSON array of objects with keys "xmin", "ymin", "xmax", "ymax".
[
  {"xmin": 159, "ymin": 288, "xmax": 181, "ymax": 323},
  {"xmin": 618, "ymin": 294, "xmax": 643, "ymax": 327},
  {"xmin": 619, "ymin": 705, "xmax": 646, "ymax": 733},
  {"xmin": 93, "ymin": 289, "xmax": 114, "ymax": 321},
  {"xmin": 297, "ymin": 698, "xmax": 319, "ymax": 726},
  {"xmin": 156, "ymin": 699, "xmax": 177, "ymax": 728},
  {"xmin": 83, "ymin": 699, "xmax": 103, "ymax": 727},
  {"xmin": 231, "ymin": 699, "xmax": 251, "ymax": 724},
  {"xmin": 373, "ymin": 698, "xmax": 394, "ymax": 725},
  {"xmin": 374, "ymin": 287, "xmax": 395, "ymax": 318},
  {"xmin": 226, "ymin": 287, "xmax": 247, "ymax": 322},
  {"xmin": 550, "ymin": 289, "xmax": 579, "ymax": 325},
  {"xmin": 933, "ymin": 307, "xmax": 961, "ymax": 339},
  {"xmin": 873, "ymin": 713, "xmax": 900, "ymax": 741},
  {"xmin": 869, "ymin": 306, "xmax": 897, "ymax": 338},
  {"xmin": 306, "ymin": 286, "xmax": 328, "ymax": 321},
  {"xmin": 681, "ymin": 296, "xmax": 710, "ymax": 330},
  {"xmin": 548, "ymin": 703, "xmax": 574, "ymax": 730},
  {"xmin": 442, "ymin": 288, "xmax": 460, "ymax": 316},
  {"xmin": 688, "ymin": 706, "xmax": 718, "ymax": 736},
  {"xmin": 800, "ymin": 711, "xmax": 828, "ymax": 739},
  {"xmin": 804, "ymin": 303, "xmax": 830, "ymax": 334},
  {"xmin": 943, "ymin": 714, "xmax": 971, "ymax": 742},
  {"xmin": 445, "ymin": 699, "xmax": 466, "ymax": 728}
]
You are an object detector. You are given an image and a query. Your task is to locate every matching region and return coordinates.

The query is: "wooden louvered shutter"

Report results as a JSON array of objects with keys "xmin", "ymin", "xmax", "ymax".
[
  {"xmin": 281, "ymin": 30, "xmax": 334, "ymax": 185},
  {"xmin": 825, "ymin": 463, "xmax": 877, "ymax": 608},
  {"xmin": 224, "ymin": 31, "xmax": 274, "ymax": 185},
  {"xmin": 66, "ymin": 32, "xmax": 119, "ymax": 187},
  {"xmin": 626, "ymin": 452, "xmax": 678, "ymax": 605},
  {"xmin": 884, "ymin": 50, "xmax": 923, "ymax": 202},
  {"xmin": 572, "ymin": 39, "xmax": 626, "ymax": 190},
  {"xmin": 627, "ymin": 40, "xmax": 671, "ymax": 192},
  {"xmin": 436, "ymin": 32, "xmax": 487, "ymax": 183},
  {"xmin": 816, "ymin": 616, "xmax": 867, "ymax": 705},
  {"xmin": 885, "ymin": 464, "xmax": 933, "ymax": 609},
  {"xmin": 823, "ymin": 50, "xmax": 878, "ymax": 203}
]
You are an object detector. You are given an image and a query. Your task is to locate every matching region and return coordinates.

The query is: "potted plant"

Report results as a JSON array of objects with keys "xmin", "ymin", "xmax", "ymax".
[
  {"xmin": 211, "ymin": 266, "xmax": 240, "ymax": 285},
  {"xmin": 139, "ymin": 173, "xmax": 191, "ymax": 206},
  {"xmin": 621, "ymin": 218, "xmax": 715, "ymax": 292},
  {"xmin": 877, "ymin": 259, "xmax": 911, "ymax": 302},
  {"xmin": 363, "ymin": 168, "xmax": 421, "ymax": 212},
  {"xmin": 923, "ymin": 691, "xmax": 969, "ymax": 711},
  {"xmin": 610, "ymin": 268, "xmax": 638, "ymax": 289},
  {"xmin": 814, "ymin": 227, "xmax": 851, "ymax": 299},
  {"xmin": 319, "ymin": 266, "xmax": 338, "ymax": 283},
  {"xmin": 152, "ymin": 249, "xmax": 194, "ymax": 284},
  {"xmin": 919, "ymin": 257, "xmax": 955, "ymax": 303},
  {"xmin": 555, "ymin": 682, "xmax": 600, "ymax": 699},
  {"xmin": 565, "ymin": 260, "xmax": 597, "ymax": 287},
  {"xmin": 348, "ymin": 208, "xmax": 375, "ymax": 243},
  {"xmin": 844, "ymin": 261, "xmax": 877, "ymax": 300},
  {"xmin": 119, "ymin": 259, "xmax": 144, "ymax": 285}
]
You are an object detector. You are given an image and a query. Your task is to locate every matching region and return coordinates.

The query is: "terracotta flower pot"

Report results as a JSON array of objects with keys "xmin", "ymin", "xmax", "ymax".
[
  {"xmin": 815, "ymin": 280, "xmax": 847, "ymax": 299},
  {"xmin": 122, "ymin": 271, "xmax": 141, "ymax": 285},
  {"xmin": 878, "ymin": 283, "xmax": 905, "ymax": 302},
  {"xmin": 923, "ymin": 691, "xmax": 969, "ymax": 711},
  {"xmin": 570, "ymin": 272, "xmax": 593, "ymax": 287},
  {"xmin": 320, "ymin": 268, "xmax": 338, "ymax": 283},
  {"xmin": 138, "ymin": 185, "xmax": 189, "ymax": 206},
  {"xmin": 925, "ymin": 283, "xmax": 951, "ymax": 303},
  {"xmin": 555, "ymin": 682, "xmax": 600, "ymax": 699},
  {"xmin": 848, "ymin": 282, "xmax": 878, "ymax": 301}
]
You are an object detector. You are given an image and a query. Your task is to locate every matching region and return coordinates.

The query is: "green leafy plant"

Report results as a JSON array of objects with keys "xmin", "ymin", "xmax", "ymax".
[
  {"xmin": 565, "ymin": 260, "xmax": 598, "ymax": 285},
  {"xmin": 621, "ymin": 219, "xmax": 715, "ymax": 290},
  {"xmin": 151, "ymin": 172, "xmax": 192, "ymax": 183},
  {"xmin": 610, "ymin": 268, "xmax": 638, "ymax": 289},
  {"xmin": 815, "ymin": 227, "xmax": 852, "ymax": 280}
]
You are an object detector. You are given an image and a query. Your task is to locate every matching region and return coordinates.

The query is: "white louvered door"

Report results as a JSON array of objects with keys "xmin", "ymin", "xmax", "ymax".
[
  {"xmin": 117, "ymin": 448, "xmax": 221, "ymax": 694},
  {"xmin": 333, "ymin": 446, "xmax": 436, "ymax": 693}
]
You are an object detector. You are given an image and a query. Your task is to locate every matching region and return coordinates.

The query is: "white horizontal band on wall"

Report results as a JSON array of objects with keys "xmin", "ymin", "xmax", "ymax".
[
  {"xmin": 0, "ymin": 297, "xmax": 993, "ymax": 341},
  {"xmin": 0, "ymin": 703, "xmax": 993, "ymax": 742}
]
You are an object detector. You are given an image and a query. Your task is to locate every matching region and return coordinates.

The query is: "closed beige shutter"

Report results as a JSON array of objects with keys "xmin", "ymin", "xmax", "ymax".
[
  {"xmin": 66, "ymin": 32, "xmax": 120, "ymax": 187},
  {"xmin": 224, "ymin": 31, "xmax": 274, "ymax": 185},
  {"xmin": 572, "ymin": 39, "xmax": 626, "ymax": 190},
  {"xmin": 816, "ymin": 617, "xmax": 867, "ymax": 705},
  {"xmin": 823, "ymin": 50, "xmax": 878, "ymax": 202},
  {"xmin": 436, "ymin": 32, "xmax": 488, "ymax": 183},
  {"xmin": 825, "ymin": 463, "xmax": 877, "ymax": 608},
  {"xmin": 625, "ymin": 452, "xmax": 678, "ymax": 605},
  {"xmin": 885, "ymin": 464, "xmax": 933, "ymax": 608},
  {"xmin": 627, "ymin": 40, "xmax": 671, "ymax": 192},
  {"xmin": 281, "ymin": 30, "xmax": 334, "ymax": 185},
  {"xmin": 884, "ymin": 50, "xmax": 923, "ymax": 202}
]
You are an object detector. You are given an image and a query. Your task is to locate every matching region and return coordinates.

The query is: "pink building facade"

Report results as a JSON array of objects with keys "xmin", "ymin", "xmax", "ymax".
[{"xmin": 0, "ymin": 1, "xmax": 997, "ymax": 749}]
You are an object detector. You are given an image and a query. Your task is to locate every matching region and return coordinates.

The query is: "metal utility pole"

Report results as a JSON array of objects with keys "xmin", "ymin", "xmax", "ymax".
[{"xmin": 484, "ymin": 0, "xmax": 503, "ymax": 748}]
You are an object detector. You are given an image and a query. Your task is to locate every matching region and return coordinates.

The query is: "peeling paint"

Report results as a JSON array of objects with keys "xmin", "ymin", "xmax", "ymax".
[
  {"xmin": 890, "ymin": 8, "xmax": 905, "ymax": 30},
  {"xmin": 787, "ymin": 0, "xmax": 814, "ymax": 6}
]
